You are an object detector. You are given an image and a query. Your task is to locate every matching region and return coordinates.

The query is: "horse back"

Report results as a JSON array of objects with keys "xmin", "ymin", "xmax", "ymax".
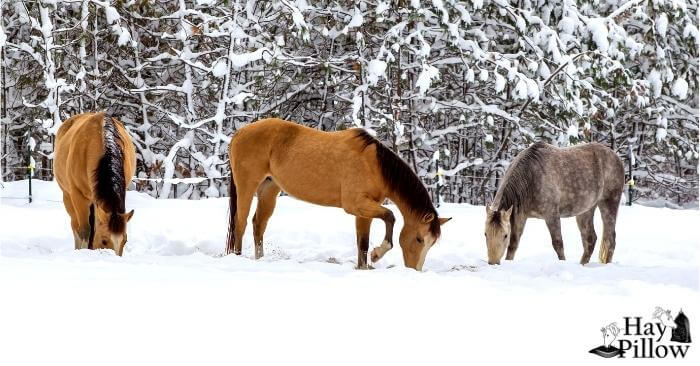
[
  {"xmin": 229, "ymin": 118, "xmax": 385, "ymax": 206},
  {"xmin": 54, "ymin": 113, "xmax": 135, "ymax": 199},
  {"xmin": 547, "ymin": 142, "xmax": 624, "ymax": 216}
]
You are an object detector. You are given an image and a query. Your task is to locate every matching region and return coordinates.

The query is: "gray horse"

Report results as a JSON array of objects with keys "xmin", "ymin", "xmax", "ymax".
[{"xmin": 484, "ymin": 141, "xmax": 625, "ymax": 265}]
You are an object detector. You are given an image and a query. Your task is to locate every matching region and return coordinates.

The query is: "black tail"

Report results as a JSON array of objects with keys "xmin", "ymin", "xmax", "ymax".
[
  {"xmin": 226, "ymin": 175, "xmax": 237, "ymax": 254},
  {"xmin": 88, "ymin": 204, "xmax": 95, "ymax": 249}
]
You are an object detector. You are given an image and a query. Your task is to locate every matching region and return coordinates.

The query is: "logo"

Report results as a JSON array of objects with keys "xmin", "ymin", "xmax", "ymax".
[{"xmin": 589, "ymin": 306, "xmax": 691, "ymax": 359}]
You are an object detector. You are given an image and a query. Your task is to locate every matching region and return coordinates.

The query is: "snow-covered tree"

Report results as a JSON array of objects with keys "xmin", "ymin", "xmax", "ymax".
[{"xmin": 0, "ymin": 0, "xmax": 697, "ymax": 205}]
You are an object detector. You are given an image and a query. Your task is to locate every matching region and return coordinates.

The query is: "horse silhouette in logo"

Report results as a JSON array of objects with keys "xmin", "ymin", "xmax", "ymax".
[
  {"xmin": 590, "ymin": 323, "xmax": 624, "ymax": 358},
  {"xmin": 671, "ymin": 310, "xmax": 691, "ymax": 343}
]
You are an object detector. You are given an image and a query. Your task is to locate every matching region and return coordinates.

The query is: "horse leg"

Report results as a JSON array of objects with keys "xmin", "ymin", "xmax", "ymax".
[
  {"xmin": 598, "ymin": 197, "xmax": 620, "ymax": 264},
  {"xmin": 232, "ymin": 175, "xmax": 264, "ymax": 256},
  {"xmin": 62, "ymin": 192, "xmax": 81, "ymax": 250},
  {"xmin": 576, "ymin": 207, "xmax": 597, "ymax": 265},
  {"xmin": 343, "ymin": 197, "xmax": 394, "ymax": 263},
  {"xmin": 70, "ymin": 193, "xmax": 92, "ymax": 249},
  {"xmin": 355, "ymin": 217, "xmax": 372, "ymax": 269},
  {"xmin": 252, "ymin": 178, "xmax": 281, "ymax": 259},
  {"xmin": 545, "ymin": 217, "xmax": 566, "ymax": 260},
  {"xmin": 505, "ymin": 214, "xmax": 526, "ymax": 260}
]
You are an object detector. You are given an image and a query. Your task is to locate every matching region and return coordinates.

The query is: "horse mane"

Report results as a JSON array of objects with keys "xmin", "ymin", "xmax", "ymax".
[
  {"xmin": 494, "ymin": 141, "xmax": 547, "ymax": 214},
  {"xmin": 94, "ymin": 114, "xmax": 127, "ymax": 233},
  {"xmin": 354, "ymin": 130, "xmax": 440, "ymax": 238}
]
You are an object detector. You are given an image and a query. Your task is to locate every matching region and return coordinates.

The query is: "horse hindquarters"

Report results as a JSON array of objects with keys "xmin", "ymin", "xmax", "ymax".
[
  {"xmin": 576, "ymin": 206, "xmax": 597, "ymax": 264},
  {"xmin": 598, "ymin": 196, "xmax": 620, "ymax": 264},
  {"xmin": 597, "ymin": 148, "xmax": 624, "ymax": 264},
  {"xmin": 252, "ymin": 178, "xmax": 281, "ymax": 259}
]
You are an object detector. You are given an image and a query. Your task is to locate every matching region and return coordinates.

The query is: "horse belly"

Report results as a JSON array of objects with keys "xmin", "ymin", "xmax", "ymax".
[
  {"xmin": 558, "ymin": 193, "xmax": 599, "ymax": 217},
  {"xmin": 271, "ymin": 173, "xmax": 343, "ymax": 207}
]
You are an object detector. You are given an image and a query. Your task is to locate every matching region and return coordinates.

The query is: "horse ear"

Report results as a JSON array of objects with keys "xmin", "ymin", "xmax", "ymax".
[
  {"xmin": 123, "ymin": 209, "xmax": 135, "ymax": 222},
  {"xmin": 502, "ymin": 206, "xmax": 513, "ymax": 220},
  {"xmin": 486, "ymin": 205, "xmax": 493, "ymax": 215},
  {"xmin": 438, "ymin": 217, "xmax": 452, "ymax": 225},
  {"xmin": 421, "ymin": 213, "xmax": 435, "ymax": 224}
]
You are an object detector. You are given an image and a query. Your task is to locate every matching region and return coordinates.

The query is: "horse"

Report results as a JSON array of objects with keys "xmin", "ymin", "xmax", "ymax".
[
  {"xmin": 652, "ymin": 307, "xmax": 678, "ymax": 330},
  {"xmin": 484, "ymin": 141, "xmax": 624, "ymax": 265},
  {"xmin": 54, "ymin": 112, "xmax": 136, "ymax": 256},
  {"xmin": 226, "ymin": 118, "xmax": 451, "ymax": 270},
  {"xmin": 601, "ymin": 323, "xmax": 621, "ymax": 349}
]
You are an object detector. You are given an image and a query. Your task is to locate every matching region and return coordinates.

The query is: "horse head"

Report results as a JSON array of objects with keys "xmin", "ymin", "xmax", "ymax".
[
  {"xmin": 652, "ymin": 307, "xmax": 677, "ymax": 329},
  {"xmin": 94, "ymin": 206, "xmax": 134, "ymax": 256},
  {"xmin": 601, "ymin": 323, "xmax": 620, "ymax": 348},
  {"xmin": 484, "ymin": 205, "xmax": 513, "ymax": 265},
  {"xmin": 398, "ymin": 213, "xmax": 451, "ymax": 271}
]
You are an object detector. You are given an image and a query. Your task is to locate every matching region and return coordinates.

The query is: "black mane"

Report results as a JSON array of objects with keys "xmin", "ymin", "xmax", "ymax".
[
  {"xmin": 354, "ymin": 130, "xmax": 440, "ymax": 238},
  {"xmin": 495, "ymin": 141, "xmax": 547, "ymax": 212},
  {"xmin": 94, "ymin": 115, "xmax": 126, "ymax": 233}
]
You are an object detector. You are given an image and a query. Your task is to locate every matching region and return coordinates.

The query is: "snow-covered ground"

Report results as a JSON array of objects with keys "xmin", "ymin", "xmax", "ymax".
[{"xmin": 1, "ymin": 179, "xmax": 698, "ymax": 365}]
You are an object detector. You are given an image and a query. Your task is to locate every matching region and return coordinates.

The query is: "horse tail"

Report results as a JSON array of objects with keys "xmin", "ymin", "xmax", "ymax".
[
  {"xmin": 88, "ymin": 204, "xmax": 95, "ymax": 249},
  {"xmin": 226, "ymin": 174, "xmax": 237, "ymax": 254}
]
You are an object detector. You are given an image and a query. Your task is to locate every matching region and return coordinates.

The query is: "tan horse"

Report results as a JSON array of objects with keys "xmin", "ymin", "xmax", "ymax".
[
  {"xmin": 227, "ymin": 118, "xmax": 450, "ymax": 270},
  {"xmin": 54, "ymin": 112, "xmax": 136, "ymax": 256}
]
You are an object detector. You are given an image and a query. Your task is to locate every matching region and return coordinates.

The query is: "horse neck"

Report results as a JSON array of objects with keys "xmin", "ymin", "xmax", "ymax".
[
  {"xmin": 492, "ymin": 177, "xmax": 526, "ymax": 214},
  {"xmin": 386, "ymin": 191, "xmax": 422, "ymax": 223}
]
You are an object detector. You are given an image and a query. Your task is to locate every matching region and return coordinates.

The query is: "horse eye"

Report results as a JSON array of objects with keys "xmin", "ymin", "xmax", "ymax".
[
  {"xmin": 416, "ymin": 236, "xmax": 423, "ymax": 244},
  {"xmin": 503, "ymin": 234, "xmax": 507, "ymax": 239}
]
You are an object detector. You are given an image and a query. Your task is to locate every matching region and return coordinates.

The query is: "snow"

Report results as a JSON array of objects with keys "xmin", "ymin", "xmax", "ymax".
[
  {"xmin": 27, "ymin": 136, "xmax": 36, "ymax": 152},
  {"xmin": 367, "ymin": 59, "xmax": 387, "ymax": 86},
  {"xmin": 587, "ymin": 18, "xmax": 610, "ymax": 53},
  {"xmin": 376, "ymin": 1, "xmax": 389, "ymax": 15},
  {"xmin": 348, "ymin": 7, "xmax": 363, "ymax": 28},
  {"xmin": 211, "ymin": 59, "xmax": 228, "ymax": 78},
  {"xmin": 647, "ymin": 69, "xmax": 662, "ymax": 98},
  {"xmin": 672, "ymin": 77, "xmax": 689, "ymax": 100},
  {"xmin": 479, "ymin": 68, "xmax": 488, "ymax": 81},
  {"xmin": 0, "ymin": 179, "xmax": 698, "ymax": 364},
  {"xmin": 494, "ymin": 72, "xmax": 505, "ymax": 93},
  {"xmin": 514, "ymin": 78, "xmax": 528, "ymax": 99},
  {"xmin": 466, "ymin": 68, "xmax": 475, "ymax": 83},
  {"xmin": 656, "ymin": 127, "xmax": 667, "ymax": 141},
  {"xmin": 416, "ymin": 64, "xmax": 439, "ymax": 95},
  {"xmin": 229, "ymin": 48, "xmax": 269, "ymax": 69},
  {"xmin": 230, "ymin": 92, "xmax": 253, "ymax": 106},
  {"xmin": 567, "ymin": 124, "xmax": 579, "ymax": 138},
  {"xmin": 105, "ymin": 6, "xmax": 120, "ymax": 24},
  {"xmin": 115, "ymin": 25, "xmax": 131, "ymax": 46},
  {"xmin": 525, "ymin": 77, "xmax": 539, "ymax": 100},
  {"xmin": 558, "ymin": 16, "xmax": 577, "ymax": 35},
  {"xmin": 656, "ymin": 13, "xmax": 669, "ymax": 37}
]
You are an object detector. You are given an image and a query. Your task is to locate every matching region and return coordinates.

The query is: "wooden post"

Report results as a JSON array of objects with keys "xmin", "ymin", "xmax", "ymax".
[
  {"xmin": 28, "ymin": 157, "xmax": 33, "ymax": 204},
  {"xmin": 627, "ymin": 144, "xmax": 633, "ymax": 206}
]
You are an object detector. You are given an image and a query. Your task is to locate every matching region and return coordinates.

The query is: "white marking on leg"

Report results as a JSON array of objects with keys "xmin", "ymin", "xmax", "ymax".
[{"xmin": 370, "ymin": 240, "xmax": 392, "ymax": 262}]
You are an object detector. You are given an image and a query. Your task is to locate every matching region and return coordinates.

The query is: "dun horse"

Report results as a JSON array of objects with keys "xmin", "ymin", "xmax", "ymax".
[
  {"xmin": 484, "ymin": 141, "xmax": 624, "ymax": 265},
  {"xmin": 54, "ymin": 112, "xmax": 136, "ymax": 256},
  {"xmin": 226, "ymin": 118, "xmax": 450, "ymax": 270}
]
